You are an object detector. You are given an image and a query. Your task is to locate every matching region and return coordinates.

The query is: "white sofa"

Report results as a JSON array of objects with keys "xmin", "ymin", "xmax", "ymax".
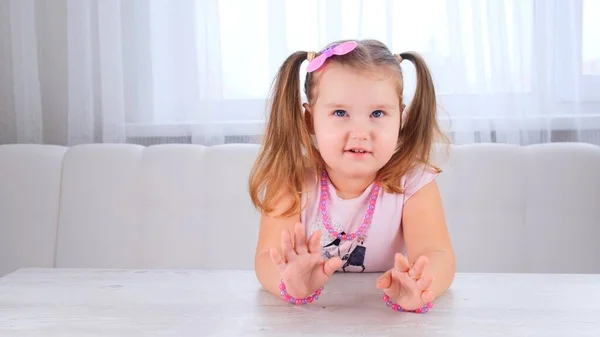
[{"xmin": 1, "ymin": 142, "xmax": 599, "ymax": 277}]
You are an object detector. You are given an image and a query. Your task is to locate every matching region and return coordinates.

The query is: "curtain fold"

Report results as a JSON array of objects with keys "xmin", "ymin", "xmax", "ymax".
[{"xmin": 0, "ymin": 0, "xmax": 599, "ymax": 146}]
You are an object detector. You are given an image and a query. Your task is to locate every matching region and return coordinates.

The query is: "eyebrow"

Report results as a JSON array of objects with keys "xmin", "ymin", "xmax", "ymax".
[
  {"xmin": 323, "ymin": 103, "xmax": 350, "ymax": 109},
  {"xmin": 322, "ymin": 103, "xmax": 399, "ymax": 110}
]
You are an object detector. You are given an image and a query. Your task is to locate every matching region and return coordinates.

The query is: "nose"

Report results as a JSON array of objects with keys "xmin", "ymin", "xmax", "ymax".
[
  {"xmin": 350, "ymin": 121, "xmax": 369, "ymax": 140},
  {"xmin": 351, "ymin": 131, "xmax": 368, "ymax": 140}
]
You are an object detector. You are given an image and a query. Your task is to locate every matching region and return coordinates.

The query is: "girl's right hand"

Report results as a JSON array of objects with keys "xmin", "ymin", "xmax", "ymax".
[{"xmin": 269, "ymin": 222, "xmax": 343, "ymax": 299}]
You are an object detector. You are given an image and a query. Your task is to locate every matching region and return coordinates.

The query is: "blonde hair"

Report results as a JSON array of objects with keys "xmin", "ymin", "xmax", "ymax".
[{"xmin": 249, "ymin": 39, "xmax": 448, "ymax": 217}]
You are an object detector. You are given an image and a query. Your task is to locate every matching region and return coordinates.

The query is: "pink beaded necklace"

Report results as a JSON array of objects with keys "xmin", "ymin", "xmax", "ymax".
[{"xmin": 319, "ymin": 169, "xmax": 381, "ymax": 242}]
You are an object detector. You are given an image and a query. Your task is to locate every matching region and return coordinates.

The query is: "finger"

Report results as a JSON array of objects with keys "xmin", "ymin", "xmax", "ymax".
[
  {"xmin": 394, "ymin": 253, "xmax": 410, "ymax": 272},
  {"xmin": 416, "ymin": 273, "xmax": 434, "ymax": 291},
  {"xmin": 393, "ymin": 267, "xmax": 416, "ymax": 289},
  {"xmin": 422, "ymin": 290, "xmax": 435, "ymax": 304},
  {"xmin": 385, "ymin": 269, "xmax": 404, "ymax": 299},
  {"xmin": 376, "ymin": 270, "xmax": 393, "ymax": 289},
  {"xmin": 294, "ymin": 222, "xmax": 308, "ymax": 255},
  {"xmin": 269, "ymin": 247, "xmax": 286, "ymax": 273},
  {"xmin": 408, "ymin": 255, "xmax": 428, "ymax": 279},
  {"xmin": 322, "ymin": 256, "xmax": 343, "ymax": 277},
  {"xmin": 307, "ymin": 230, "xmax": 321, "ymax": 254},
  {"xmin": 281, "ymin": 229, "xmax": 297, "ymax": 262}
]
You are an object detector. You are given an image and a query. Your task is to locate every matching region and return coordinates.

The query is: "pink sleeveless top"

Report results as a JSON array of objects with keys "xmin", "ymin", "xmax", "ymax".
[{"xmin": 300, "ymin": 165, "xmax": 438, "ymax": 273}]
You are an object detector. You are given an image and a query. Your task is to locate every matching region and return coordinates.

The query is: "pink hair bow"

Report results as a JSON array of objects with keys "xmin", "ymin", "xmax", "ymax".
[{"xmin": 306, "ymin": 41, "xmax": 358, "ymax": 73}]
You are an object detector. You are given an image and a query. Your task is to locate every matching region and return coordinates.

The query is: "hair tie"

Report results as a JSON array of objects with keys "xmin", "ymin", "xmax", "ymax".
[
  {"xmin": 307, "ymin": 52, "xmax": 316, "ymax": 62},
  {"xmin": 395, "ymin": 54, "xmax": 403, "ymax": 63}
]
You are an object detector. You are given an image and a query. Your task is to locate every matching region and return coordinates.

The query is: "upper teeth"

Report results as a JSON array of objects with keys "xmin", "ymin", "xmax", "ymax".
[{"xmin": 352, "ymin": 149, "xmax": 365, "ymax": 153}]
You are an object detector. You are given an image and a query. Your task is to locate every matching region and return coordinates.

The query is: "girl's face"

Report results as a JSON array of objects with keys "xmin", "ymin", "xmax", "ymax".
[{"xmin": 306, "ymin": 62, "xmax": 402, "ymax": 181}]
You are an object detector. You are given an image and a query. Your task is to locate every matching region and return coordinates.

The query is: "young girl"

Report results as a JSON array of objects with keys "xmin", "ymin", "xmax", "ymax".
[{"xmin": 248, "ymin": 39, "xmax": 455, "ymax": 313}]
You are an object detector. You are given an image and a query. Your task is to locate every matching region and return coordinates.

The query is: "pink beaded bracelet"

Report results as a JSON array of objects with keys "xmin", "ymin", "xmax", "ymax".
[
  {"xmin": 279, "ymin": 279, "xmax": 323, "ymax": 305},
  {"xmin": 383, "ymin": 294, "xmax": 433, "ymax": 313}
]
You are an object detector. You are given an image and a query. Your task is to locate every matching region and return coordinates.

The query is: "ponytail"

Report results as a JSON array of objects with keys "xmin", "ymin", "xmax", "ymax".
[
  {"xmin": 248, "ymin": 51, "xmax": 317, "ymax": 217},
  {"xmin": 377, "ymin": 51, "xmax": 446, "ymax": 191},
  {"xmin": 399, "ymin": 52, "xmax": 438, "ymax": 161}
]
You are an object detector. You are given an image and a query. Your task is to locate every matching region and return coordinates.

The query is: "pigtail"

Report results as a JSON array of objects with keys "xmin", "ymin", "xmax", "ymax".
[
  {"xmin": 248, "ymin": 51, "xmax": 316, "ymax": 217},
  {"xmin": 378, "ymin": 51, "xmax": 446, "ymax": 191},
  {"xmin": 398, "ymin": 52, "xmax": 438, "ymax": 163}
]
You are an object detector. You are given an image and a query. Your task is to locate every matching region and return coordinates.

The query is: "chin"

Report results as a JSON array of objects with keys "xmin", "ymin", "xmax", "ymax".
[
  {"xmin": 329, "ymin": 166, "xmax": 379, "ymax": 180},
  {"xmin": 321, "ymin": 156, "xmax": 382, "ymax": 178}
]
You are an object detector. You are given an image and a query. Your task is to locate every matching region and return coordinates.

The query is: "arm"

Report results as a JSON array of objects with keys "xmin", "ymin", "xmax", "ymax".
[
  {"xmin": 254, "ymin": 190, "xmax": 300, "ymax": 297},
  {"xmin": 402, "ymin": 179, "xmax": 455, "ymax": 297}
]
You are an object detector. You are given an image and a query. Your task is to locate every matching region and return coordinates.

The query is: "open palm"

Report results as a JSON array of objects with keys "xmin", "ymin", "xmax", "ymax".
[
  {"xmin": 270, "ymin": 222, "xmax": 343, "ymax": 299},
  {"xmin": 376, "ymin": 253, "xmax": 435, "ymax": 311}
]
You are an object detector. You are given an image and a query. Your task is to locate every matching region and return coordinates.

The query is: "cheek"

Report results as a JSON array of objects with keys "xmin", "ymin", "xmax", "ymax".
[
  {"xmin": 315, "ymin": 129, "xmax": 343, "ymax": 151},
  {"xmin": 376, "ymin": 123, "xmax": 400, "ymax": 152},
  {"xmin": 313, "ymin": 120, "xmax": 344, "ymax": 152},
  {"xmin": 379, "ymin": 128, "xmax": 399, "ymax": 142}
]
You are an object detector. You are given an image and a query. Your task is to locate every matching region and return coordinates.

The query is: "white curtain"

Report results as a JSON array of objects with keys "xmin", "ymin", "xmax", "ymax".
[{"xmin": 1, "ymin": 0, "xmax": 599, "ymax": 146}]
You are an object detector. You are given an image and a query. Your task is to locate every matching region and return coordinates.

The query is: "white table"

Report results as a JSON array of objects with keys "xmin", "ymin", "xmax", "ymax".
[{"xmin": 0, "ymin": 268, "xmax": 599, "ymax": 336}]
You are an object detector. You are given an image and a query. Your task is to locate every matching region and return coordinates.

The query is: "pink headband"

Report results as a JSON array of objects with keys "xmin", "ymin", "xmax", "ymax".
[{"xmin": 306, "ymin": 41, "xmax": 358, "ymax": 73}]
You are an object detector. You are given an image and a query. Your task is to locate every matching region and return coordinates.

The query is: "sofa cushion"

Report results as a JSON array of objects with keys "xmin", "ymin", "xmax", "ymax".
[
  {"xmin": 436, "ymin": 144, "xmax": 529, "ymax": 273},
  {"xmin": 196, "ymin": 144, "xmax": 261, "ymax": 269},
  {"xmin": 55, "ymin": 144, "xmax": 146, "ymax": 268},
  {"xmin": 523, "ymin": 143, "xmax": 600, "ymax": 273},
  {"xmin": 136, "ymin": 144, "xmax": 208, "ymax": 268},
  {"xmin": 0, "ymin": 144, "xmax": 67, "ymax": 276}
]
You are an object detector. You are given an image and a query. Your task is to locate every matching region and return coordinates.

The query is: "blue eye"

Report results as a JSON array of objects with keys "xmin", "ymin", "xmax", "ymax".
[
  {"xmin": 371, "ymin": 110, "xmax": 384, "ymax": 118},
  {"xmin": 334, "ymin": 109, "xmax": 347, "ymax": 117}
]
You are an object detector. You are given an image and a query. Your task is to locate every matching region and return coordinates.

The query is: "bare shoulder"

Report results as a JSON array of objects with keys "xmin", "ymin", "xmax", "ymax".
[
  {"xmin": 404, "ymin": 178, "xmax": 443, "ymax": 215},
  {"xmin": 402, "ymin": 163, "xmax": 440, "ymax": 200},
  {"xmin": 402, "ymin": 162, "xmax": 444, "ymax": 227}
]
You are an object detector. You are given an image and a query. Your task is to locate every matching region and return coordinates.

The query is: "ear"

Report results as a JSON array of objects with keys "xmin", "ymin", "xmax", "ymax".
[{"xmin": 303, "ymin": 103, "xmax": 314, "ymax": 134}]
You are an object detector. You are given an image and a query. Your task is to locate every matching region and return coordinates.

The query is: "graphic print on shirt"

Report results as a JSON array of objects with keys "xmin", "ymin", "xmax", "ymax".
[{"xmin": 309, "ymin": 219, "xmax": 367, "ymax": 273}]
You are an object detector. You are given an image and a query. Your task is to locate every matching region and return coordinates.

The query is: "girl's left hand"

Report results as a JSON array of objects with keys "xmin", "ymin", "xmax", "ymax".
[{"xmin": 376, "ymin": 253, "xmax": 435, "ymax": 311}]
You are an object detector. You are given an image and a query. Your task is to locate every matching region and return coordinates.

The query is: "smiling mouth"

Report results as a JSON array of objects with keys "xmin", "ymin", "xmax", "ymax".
[{"xmin": 345, "ymin": 148, "xmax": 371, "ymax": 154}]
